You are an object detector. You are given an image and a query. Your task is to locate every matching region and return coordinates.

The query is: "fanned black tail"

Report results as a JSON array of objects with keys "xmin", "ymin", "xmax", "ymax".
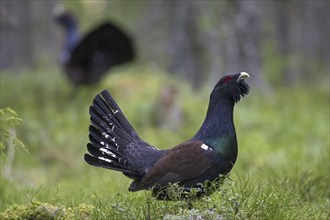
[{"xmin": 85, "ymin": 90, "xmax": 161, "ymax": 179}]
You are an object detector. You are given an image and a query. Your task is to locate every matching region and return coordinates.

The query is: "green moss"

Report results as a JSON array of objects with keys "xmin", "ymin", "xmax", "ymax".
[{"xmin": 0, "ymin": 202, "xmax": 96, "ymax": 220}]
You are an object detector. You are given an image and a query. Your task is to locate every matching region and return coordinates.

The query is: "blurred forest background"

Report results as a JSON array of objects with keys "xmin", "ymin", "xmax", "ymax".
[
  {"xmin": 0, "ymin": 0, "xmax": 329, "ymax": 219},
  {"xmin": 1, "ymin": 0, "xmax": 329, "ymax": 88}
]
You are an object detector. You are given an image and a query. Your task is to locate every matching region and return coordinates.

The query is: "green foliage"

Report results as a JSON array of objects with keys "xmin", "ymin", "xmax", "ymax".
[
  {"xmin": 0, "ymin": 67, "xmax": 329, "ymax": 219},
  {"xmin": 0, "ymin": 107, "xmax": 27, "ymax": 154}
]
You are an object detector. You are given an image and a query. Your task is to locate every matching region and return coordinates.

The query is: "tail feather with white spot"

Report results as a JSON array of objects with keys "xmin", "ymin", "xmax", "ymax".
[{"xmin": 84, "ymin": 90, "xmax": 163, "ymax": 180}]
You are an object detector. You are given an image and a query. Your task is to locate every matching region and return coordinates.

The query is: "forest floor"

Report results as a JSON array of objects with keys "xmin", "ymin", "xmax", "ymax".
[{"xmin": 0, "ymin": 67, "xmax": 329, "ymax": 219}]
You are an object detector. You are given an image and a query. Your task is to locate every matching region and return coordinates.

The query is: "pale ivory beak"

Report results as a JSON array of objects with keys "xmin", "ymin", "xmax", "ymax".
[{"xmin": 238, "ymin": 72, "xmax": 250, "ymax": 82}]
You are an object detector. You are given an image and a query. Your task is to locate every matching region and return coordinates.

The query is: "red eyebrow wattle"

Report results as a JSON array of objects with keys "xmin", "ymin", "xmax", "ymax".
[{"xmin": 223, "ymin": 76, "xmax": 232, "ymax": 84}]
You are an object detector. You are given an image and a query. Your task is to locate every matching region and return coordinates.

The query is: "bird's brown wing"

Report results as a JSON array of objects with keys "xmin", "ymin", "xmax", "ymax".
[{"xmin": 129, "ymin": 140, "xmax": 214, "ymax": 191}]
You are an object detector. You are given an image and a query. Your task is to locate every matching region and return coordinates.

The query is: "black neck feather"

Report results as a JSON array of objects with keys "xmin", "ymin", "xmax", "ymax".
[
  {"xmin": 193, "ymin": 96, "xmax": 238, "ymax": 162},
  {"xmin": 194, "ymin": 98, "xmax": 236, "ymax": 140}
]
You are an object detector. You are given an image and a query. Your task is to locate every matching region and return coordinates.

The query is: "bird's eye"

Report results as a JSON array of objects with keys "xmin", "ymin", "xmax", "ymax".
[{"xmin": 222, "ymin": 76, "xmax": 232, "ymax": 85}]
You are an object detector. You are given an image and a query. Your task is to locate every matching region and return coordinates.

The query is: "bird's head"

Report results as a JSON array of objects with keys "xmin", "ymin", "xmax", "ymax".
[
  {"xmin": 211, "ymin": 72, "xmax": 250, "ymax": 103},
  {"xmin": 54, "ymin": 5, "xmax": 77, "ymax": 29}
]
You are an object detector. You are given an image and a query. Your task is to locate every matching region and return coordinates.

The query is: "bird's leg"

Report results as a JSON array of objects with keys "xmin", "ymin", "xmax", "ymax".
[
  {"xmin": 145, "ymin": 195, "xmax": 151, "ymax": 220},
  {"xmin": 187, "ymin": 201, "xmax": 193, "ymax": 210}
]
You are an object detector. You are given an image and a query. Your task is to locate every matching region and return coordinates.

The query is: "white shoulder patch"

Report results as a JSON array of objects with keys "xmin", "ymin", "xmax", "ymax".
[{"xmin": 201, "ymin": 143, "xmax": 212, "ymax": 151}]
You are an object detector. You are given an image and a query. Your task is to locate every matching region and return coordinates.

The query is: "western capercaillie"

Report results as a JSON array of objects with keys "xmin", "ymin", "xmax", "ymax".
[
  {"xmin": 85, "ymin": 72, "xmax": 250, "ymax": 199},
  {"xmin": 54, "ymin": 8, "xmax": 135, "ymax": 86}
]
